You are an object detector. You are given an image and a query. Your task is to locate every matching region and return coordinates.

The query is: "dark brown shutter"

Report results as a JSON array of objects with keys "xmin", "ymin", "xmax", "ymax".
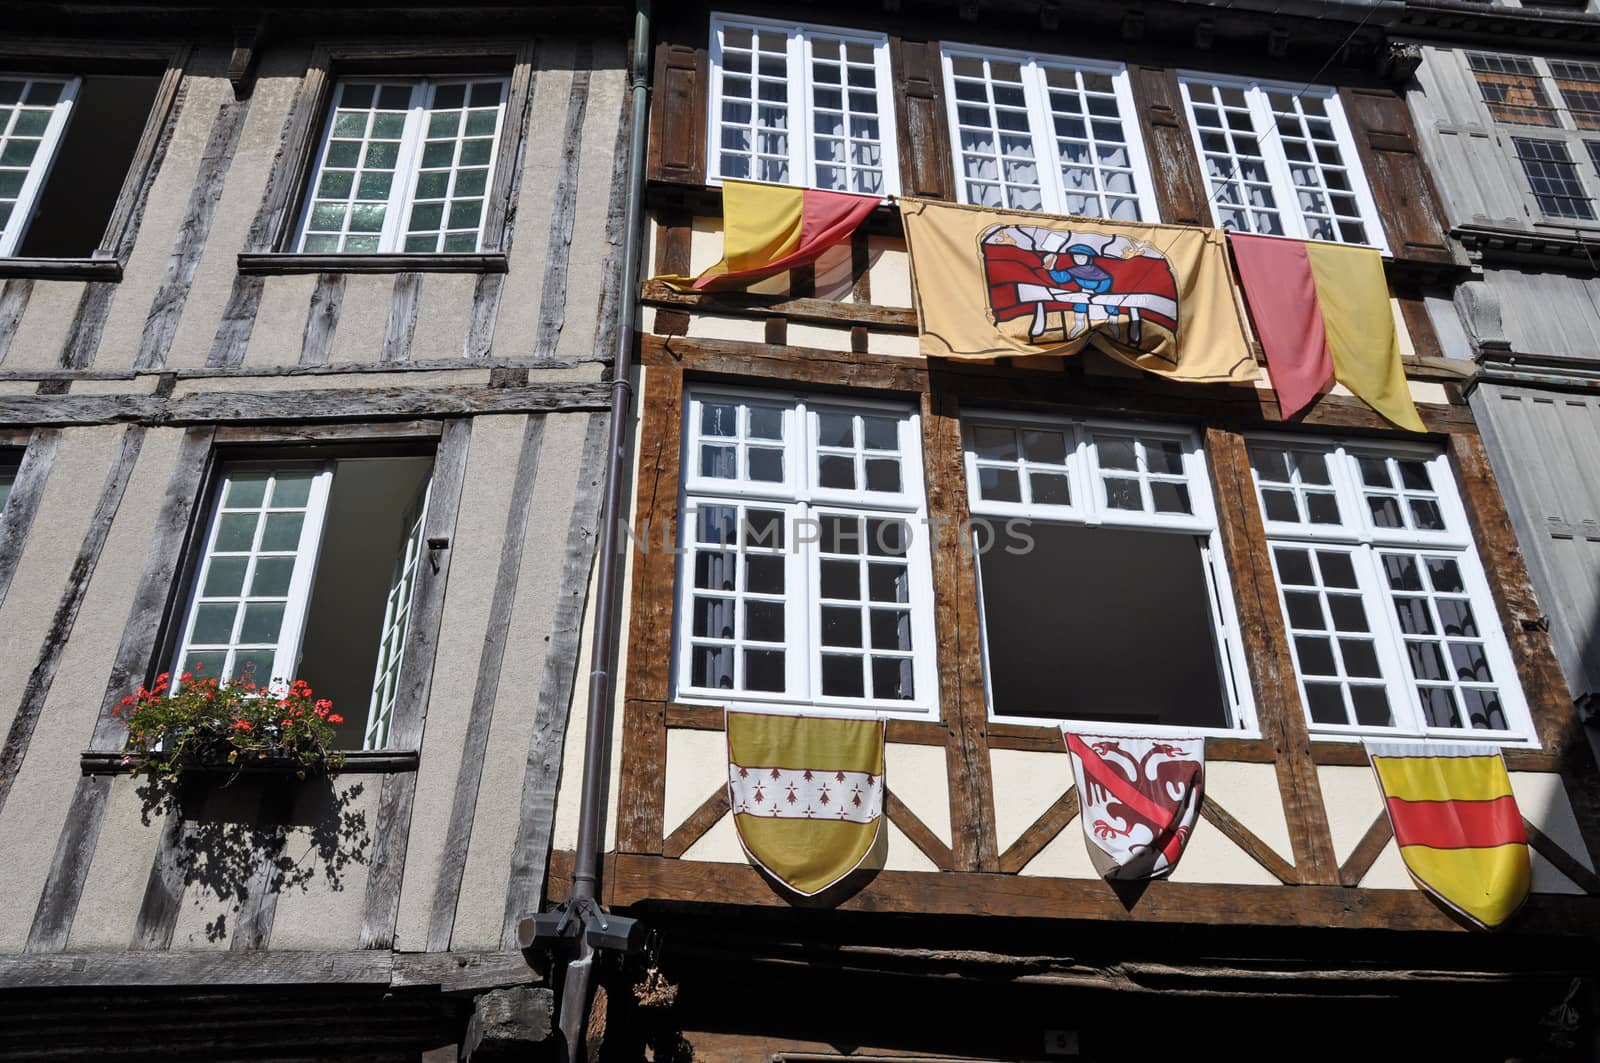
[
  {"xmin": 1340, "ymin": 87, "xmax": 1453, "ymax": 264},
  {"xmin": 1126, "ymin": 64, "xmax": 1211, "ymax": 226},
  {"xmin": 890, "ymin": 38, "xmax": 955, "ymax": 200},
  {"xmin": 648, "ymin": 39, "xmax": 708, "ymax": 185}
]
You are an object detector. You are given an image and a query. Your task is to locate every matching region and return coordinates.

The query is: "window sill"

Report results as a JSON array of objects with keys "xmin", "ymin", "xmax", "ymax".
[
  {"xmin": 237, "ymin": 252, "xmax": 509, "ymax": 276},
  {"xmin": 0, "ymin": 257, "xmax": 123, "ymax": 282},
  {"xmin": 79, "ymin": 748, "xmax": 419, "ymax": 775}
]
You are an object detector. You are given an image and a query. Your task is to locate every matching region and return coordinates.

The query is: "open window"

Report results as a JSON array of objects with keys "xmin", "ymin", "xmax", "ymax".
[
  {"xmin": 0, "ymin": 449, "xmax": 18, "ymax": 515},
  {"xmin": 170, "ymin": 451, "xmax": 435, "ymax": 750},
  {"xmin": 0, "ymin": 68, "xmax": 168, "ymax": 259},
  {"xmin": 964, "ymin": 414, "xmax": 1254, "ymax": 734}
]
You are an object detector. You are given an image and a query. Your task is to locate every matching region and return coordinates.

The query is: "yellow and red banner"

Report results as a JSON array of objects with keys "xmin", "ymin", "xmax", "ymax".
[
  {"xmin": 899, "ymin": 197, "xmax": 1259, "ymax": 384},
  {"xmin": 658, "ymin": 179, "xmax": 879, "ymax": 292},
  {"xmin": 1367, "ymin": 741, "xmax": 1531, "ymax": 928},
  {"xmin": 1230, "ymin": 234, "xmax": 1424, "ymax": 432},
  {"xmin": 726, "ymin": 710, "xmax": 885, "ymax": 897}
]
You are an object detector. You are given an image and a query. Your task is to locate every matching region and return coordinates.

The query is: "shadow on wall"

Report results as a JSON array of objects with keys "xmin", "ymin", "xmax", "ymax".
[{"xmin": 135, "ymin": 774, "xmax": 370, "ymax": 943}]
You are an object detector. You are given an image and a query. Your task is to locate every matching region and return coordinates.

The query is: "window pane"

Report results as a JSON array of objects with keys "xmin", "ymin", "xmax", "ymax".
[
  {"xmin": 1513, "ymin": 137, "xmax": 1595, "ymax": 220},
  {"xmin": 1183, "ymin": 79, "xmax": 1282, "ymax": 236},
  {"xmin": 1469, "ymin": 53, "xmax": 1559, "ymax": 127}
]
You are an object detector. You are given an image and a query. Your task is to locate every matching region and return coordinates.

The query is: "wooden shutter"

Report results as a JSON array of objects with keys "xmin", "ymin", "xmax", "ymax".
[
  {"xmin": 1340, "ymin": 86, "xmax": 1453, "ymax": 264},
  {"xmin": 890, "ymin": 38, "xmax": 955, "ymax": 200},
  {"xmin": 648, "ymin": 39, "xmax": 707, "ymax": 185},
  {"xmin": 1126, "ymin": 64, "xmax": 1211, "ymax": 226}
]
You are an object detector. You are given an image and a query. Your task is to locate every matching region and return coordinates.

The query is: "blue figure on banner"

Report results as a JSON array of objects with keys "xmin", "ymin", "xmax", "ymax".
[{"xmin": 1040, "ymin": 243, "xmax": 1139, "ymax": 344}]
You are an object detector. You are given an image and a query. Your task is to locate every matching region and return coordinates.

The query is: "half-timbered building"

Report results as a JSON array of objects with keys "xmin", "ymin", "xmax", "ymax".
[
  {"xmin": 550, "ymin": 1, "xmax": 1600, "ymax": 1059},
  {"xmin": 0, "ymin": 1, "xmax": 632, "ymax": 1057}
]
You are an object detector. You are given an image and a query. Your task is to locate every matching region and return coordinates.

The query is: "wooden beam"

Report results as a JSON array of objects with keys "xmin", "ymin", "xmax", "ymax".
[
  {"xmin": 500, "ymin": 412, "xmax": 612, "ymax": 946},
  {"xmin": 300, "ymin": 273, "xmax": 346, "ymax": 367},
  {"xmin": 1525, "ymin": 819, "xmax": 1600, "ymax": 896},
  {"xmin": 481, "ymin": 41, "xmax": 538, "ymax": 257},
  {"xmin": 663, "ymin": 701, "xmax": 948, "ymax": 747},
  {"xmin": 662, "ymin": 785, "xmax": 730, "ymax": 860},
  {"xmin": 0, "ymin": 278, "xmax": 34, "ymax": 364},
  {"xmin": 207, "ymin": 275, "xmax": 265, "ymax": 368},
  {"xmin": 0, "ymin": 381, "xmax": 612, "ymax": 428},
  {"xmin": 1338, "ymin": 811, "xmax": 1395, "ymax": 889},
  {"xmin": 360, "ymin": 419, "xmax": 473, "ymax": 950},
  {"xmin": 640, "ymin": 279, "xmax": 917, "ymax": 333},
  {"xmin": 1199, "ymin": 799, "xmax": 1298, "ymax": 885},
  {"xmin": 533, "ymin": 46, "xmax": 592, "ymax": 363},
  {"xmin": 0, "ymin": 948, "xmax": 533, "ymax": 990},
  {"xmin": 884, "ymin": 791, "xmax": 955, "ymax": 872},
  {"xmin": 58, "ymin": 281, "xmax": 118, "ymax": 370},
  {"xmin": 605, "ymin": 853, "xmax": 1600, "ymax": 934},
  {"xmin": 998, "ymin": 787, "xmax": 1079, "ymax": 874},
  {"xmin": 136, "ymin": 93, "xmax": 253, "ymax": 371},
  {"xmin": 428, "ymin": 414, "xmax": 546, "ymax": 952},
  {"xmin": 381, "ymin": 272, "xmax": 423, "ymax": 363},
  {"xmin": 621, "ymin": 366, "xmax": 683, "ymax": 704}
]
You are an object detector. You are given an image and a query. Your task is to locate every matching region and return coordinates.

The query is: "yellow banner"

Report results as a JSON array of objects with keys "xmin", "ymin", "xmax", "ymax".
[{"xmin": 899, "ymin": 198, "xmax": 1259, "ymax": 383}]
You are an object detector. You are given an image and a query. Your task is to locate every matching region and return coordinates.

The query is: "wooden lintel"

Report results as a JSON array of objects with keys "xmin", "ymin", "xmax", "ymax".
[{"xmin": 640, "ymin": 279, "xmax": 918, "ymax": 333}]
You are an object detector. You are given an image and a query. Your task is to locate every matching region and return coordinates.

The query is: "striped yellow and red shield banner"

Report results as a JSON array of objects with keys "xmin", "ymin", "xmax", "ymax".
[
  {"xmin": 726, "ymin": 711, "xmax": 885, "ymax": 897},
  {"xmin": 1367, "ymin": 741, "xmax": 1531, "ymax": 929}
]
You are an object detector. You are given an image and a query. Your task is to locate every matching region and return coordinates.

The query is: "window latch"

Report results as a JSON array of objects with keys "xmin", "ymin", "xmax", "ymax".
[{"xmin": 427, "ymin": 536, "xmax": 449, "ymax": 573}]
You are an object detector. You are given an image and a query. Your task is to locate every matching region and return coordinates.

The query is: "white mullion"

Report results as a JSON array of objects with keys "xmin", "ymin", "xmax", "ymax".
[
  {"xmin": 871, "ymin": 38, "xmax": 900, "ymax": 196},
  {"xmin": 1021, "ymin": 59, "xmax": 1068, "ymax": 216},
  {"xmin": 790, "ymin": 27, "xmax": 811, "ymax": 191},
  {"xmin": 380, "ymin": 81, "xmax": 430, "ymax": 254},
  {"xmin": 1112, "ymin": 68, "xmax": 1160, "ymax": 222},
  {"xmin": 269, "ymin": 467, "xmax": 334, "ymax": 689},
  {"xmin": 0, "ymin": 77, "xmax": 78, "ymax": 257},
  {"xmin": 1359, "ymin": 541, "xmax": 1429, "ymax": 734}
]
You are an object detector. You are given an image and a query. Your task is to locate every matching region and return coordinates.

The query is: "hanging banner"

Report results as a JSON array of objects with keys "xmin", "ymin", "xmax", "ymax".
[
  {"xmin": 726, "ymin": 710, "xmax": 885, "ymax": 897},
  {"xmin": 1063, "ymin": 730, "xmax": 1205, "ymax": 880},
  {"xmin": 1229, "ymin": 233, "xmax": 1424, "ymax": 431},
  {"xmin": 899, "ymin": 197, "xmax": 1259, "ymax": 383},
  {"xmin": 656, "ymin": 179, "xmax": 879, "ymax": 292},
  {"xmin": 1367, "ymin": 741, "xmax": 1531, "ymax": 929}
]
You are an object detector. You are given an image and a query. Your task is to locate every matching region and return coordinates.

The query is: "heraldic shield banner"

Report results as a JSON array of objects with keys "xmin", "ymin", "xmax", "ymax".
[
  {"xmin": 1367, "ymin": 741, "xmax": 1531, "ymax": 929},
  {"xmin": 899, "ymin": 197, "xmax": 1259, "ymax": 384},
  {"xmin": 726, "ymin": 711, "xmax": 886, "ymax": 897},
  {"xmin": 1064, "ymin": 730, "xmax": 1205, "ymax": 880}
]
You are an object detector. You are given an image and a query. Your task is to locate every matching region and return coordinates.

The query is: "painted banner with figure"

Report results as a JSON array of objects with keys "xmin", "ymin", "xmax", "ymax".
[
  {"xmin": 1064, "ymin": 730, "xmax": 1206, "ymax": 880},
  {"xmin": 1367, "ymin": 741, "xmax": 1530, "ymax": 928},
  {"xmin": 900, "ymin": 198, "xmax": 1258, "ymax": 383},
  {"xmin": 726, "ymin": 710, "xmax": 886, "ymax": 897}
]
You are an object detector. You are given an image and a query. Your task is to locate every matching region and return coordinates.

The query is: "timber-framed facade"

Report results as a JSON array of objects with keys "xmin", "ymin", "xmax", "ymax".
[{"xmin": 548, "ymin": 2, "xmax": 1600, "ymax": 1059}]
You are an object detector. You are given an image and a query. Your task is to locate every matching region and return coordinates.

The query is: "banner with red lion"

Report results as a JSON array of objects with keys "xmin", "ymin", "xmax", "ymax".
[
  {"xmin": 1063, "ymin": 730, "xmax": 1205, "ymax": 880},
  {"xmin": 900, "ymin": 198, "xmax": 1258, "ymax": 384}
]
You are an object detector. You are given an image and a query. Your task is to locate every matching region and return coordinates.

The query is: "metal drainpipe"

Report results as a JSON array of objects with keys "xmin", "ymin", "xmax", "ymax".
[{"xmin": 555, "ymin": 0, "xmax": 651, "ymax": 1057}]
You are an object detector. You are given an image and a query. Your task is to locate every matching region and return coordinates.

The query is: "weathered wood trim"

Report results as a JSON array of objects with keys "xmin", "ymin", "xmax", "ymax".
[
  {"xmin": 533, "ymin": 46, "xmax": 593, "ymax": 362},
  {"xmin": 501, "ymin": 412, "xmax": 611, "ymax": 945},
  {"xmin": 1206, "ymin": 427, "xmax": 1337, "ymax": 885},
  {"xmin": 0, "ymin": 278, "xmax": 33, "ymax": 363},
  {"xmin": 211, "ymin": 420, "xmax": 443, "ymax": 444},
  {"xmin": 248, "ymin": 45, "xmax": 332, "ymax": 254},
  {"xmin": 1447, "ymin": 433, "xmax": 1600, "ymax": 872},
  {"xmin": 663, "ymin": 702, "xmax": 947, "ymax": 746},
  {"xmin": 922, "ymin": 379, "xmax": 999, "ymax": 872},
  {"xmin": 0, "ymin": 427, "xmax": 145, "ymax": 822},
  {"xmin": 884, "ymin": 790, "xmax": 955, "ymax": 872},
  {"xmin": 231, "ymin": 781, "xmax": 298, "ymax": 950},
  {"xmin": 101, "ymin": 47, "xmax": 191, "ymax": 263},
  {"xmin": 0, "ymin": 381, "xmax": 612, "ymax": 428},
  {"xmin": 1199, "ymin": 799, "xmax": 1298, "ymax": 885},
  {"xmin": 604, "ymin": 853, "xmax": 1600, "ymax": 934},
  {"xmin": 650, "ymin": 210, "xmax": 693, "ymax": 335},
  {"xmin": 427, "ymin": 414, "xmax": 546, "ymax": 952},
  {"xmin": 464, "ymin": 274, "xmax": 505, "ymax": 360},
  {"xmin": 239, "ymin": 251, "xmax": 511, "ymax": 275},
  {"xmin": 661, "ymin": 785, "xmax": 729, "ymax": 861},
  {"xmin": 616, "ymin": 699, "xmax": 666, "ymax": 857},
  {"xmin": 1308, "ymin": 742, "xmax": 1562, "ymax": 772},
  {"xmin": 1525, "ymin": 819, "xmax": 1600, "ymax": 896},
  {"xmin": 130, "ymin": 785, "xmax": 196, "ymax": 951},
  {"xmin": 0, "ymin": 427, "xmax": 60, "ymax": 613},
  {"xmin": 80, "ymin": 748, "xmax": 421, "ymax": 775},
  {"xmin": 622, "ymin": 367, "xmax": 683, "ymax": 705},
  {"xmin": 1338, "ymin": 811, "xmax": 1394, "ymax": 889},
  {"xmin": 0, "ymin": 259, "xmax": 121, "ymax": 282},
  {"xmin": 982, "ymin": 723, "xmax": 1279, "ymax": 762},
  {"xmin": 27, "ymin": 428, "xmax": 214, "ymax": 954},
  {"xmin": 589, "ymin": 80, "xmax": 634, "ymax": 367},
  {"xmin": 640, "ymin": 279, "xmax": 918, "ymax": 332},
  {"xmin": 481, "ymin": 41, "xmax": 538, "ymax": 254},
  {"xmin": 380, "ymin": 272, "xmax": 423, "ymax": 363},
  {"xmin": 136, "ymin": 93, "xmax": 254, "ymax": 371},
  {"xmin": 360, "ymin": 418, "xmax": 472, "ymax": 950},
  {"xmin": 997, "ymin": 787, "xmax": 1079, "ymax": 875},
  {"xmin": 0, "ymin": 948, "xmax": 533, "ymax": 989},
  {"xmin": 299, "ymin": 273, "xmax": 346, "ymax": 366},
  {"xmin": 58, "ymin": 282, "xmax": 118, "ymax": 370},
  {"xmin": 207, "ymin": 275, "xmax": 266, "ymax": 368}
]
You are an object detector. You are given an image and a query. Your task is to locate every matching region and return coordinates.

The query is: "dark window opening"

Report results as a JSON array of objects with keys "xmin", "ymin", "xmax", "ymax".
[{"xmin": 977, "ymin": 523, "xmax": 1232, "ymax": 728}]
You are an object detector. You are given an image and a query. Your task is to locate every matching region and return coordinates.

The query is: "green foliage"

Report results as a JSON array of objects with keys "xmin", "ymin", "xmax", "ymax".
[{"xmin": 118, "ymin": 665, "xmax": 346, "ymax": 785}]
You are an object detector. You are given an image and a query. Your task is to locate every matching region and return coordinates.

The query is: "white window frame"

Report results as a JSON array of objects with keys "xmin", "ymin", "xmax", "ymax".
[
  {"xmin": 0, "ymin": 76, "xmax": 79, "ymax": 258},
  {"xmin": 674, "ymin": 386, "xmax": 937, "ymax": 718},
  {"xmin": 1460, "ymin": 50, "xmax": 1600, "ymax": 228},
  {"xmin": 171, "ymin": 463, "xmax": 335, "ymax": 693},
  {"xmin": 706, "ymin": 12, "xmax": 900, "ymax": 196},
  {"xmin": 364, "ymin": 482, "xmax": 431, "ymax": 750},
  {"xmin": 963, "ymin": 410, "xmax": 1259, "ymax": 737},
  {"xmin": 939, "ymin": 44, "xmax": 1159, "ymax": 222},
  {"xmin": 1177, "ymin": 72, "xmax": 1388, "ymax": 253},
  {"xmin": 1248, "ymin": 434, "xmax": 1536, "ymax": 746},
  {"xmin": 295, "ymin": 75, "xmax": 509, "ymax": 254}
]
